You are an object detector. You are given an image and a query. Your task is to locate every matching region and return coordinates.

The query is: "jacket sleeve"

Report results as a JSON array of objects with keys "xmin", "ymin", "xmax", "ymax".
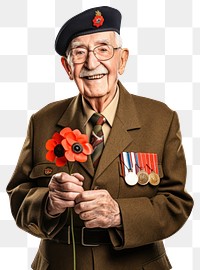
[
  {"xmin": 109, "ymin": 111, "xmax": 193, "ymax": 249},
  {"xmin": 6, "ymin": 115, "xmax": 68, "ymax": 239}
]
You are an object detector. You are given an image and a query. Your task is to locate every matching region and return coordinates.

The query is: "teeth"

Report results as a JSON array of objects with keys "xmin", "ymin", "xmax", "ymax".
[{"xmin": 87, "ymin": 74, "xmax": 104, "ymax": 80}]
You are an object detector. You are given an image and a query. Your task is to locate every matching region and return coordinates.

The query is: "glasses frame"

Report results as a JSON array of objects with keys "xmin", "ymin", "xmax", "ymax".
[{"xmin": 68, "ymin": 44, "xmax": 121, "ymax": 64}]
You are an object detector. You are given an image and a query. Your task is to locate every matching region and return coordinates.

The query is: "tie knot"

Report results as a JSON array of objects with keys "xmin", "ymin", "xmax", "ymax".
[{"xmin": 90, "ymin": 113, "xmax": 106, "ymax": 126}]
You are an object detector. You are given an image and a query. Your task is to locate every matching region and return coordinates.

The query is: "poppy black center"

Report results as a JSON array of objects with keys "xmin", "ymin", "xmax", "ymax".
[
  {"xmin": 72, "ymin": 143, "xmax": 83, "ymax": 154},
  {"xmin": 54, "ymin": 144, "xmax": 65, "ymax": 157}
]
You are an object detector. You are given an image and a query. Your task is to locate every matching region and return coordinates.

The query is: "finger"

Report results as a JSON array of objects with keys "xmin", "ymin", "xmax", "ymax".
[
  {"xmin": 75, "ymin": 189, "xmax": 108, "ymax": 204},
  {"xmin": 79, "ymin": 210, "xmax": 97, "ymax": 221},
  {"xmin": 71, "ymin": 173, "xmax": 84, "ymax": 182},
  {"xmin": 50, "ymin": 189, "xmax": 81, "ymax": 201},
  {"xmin": 49, "ymin": 181, "xmax": 84, "ymax": 193},
  {"xmin": 84, "ymin": 218, "xmax": 107, "ymax": 229},
  {"xmin": 84, "ymin": 215, "xmax": 115, "ymax": 228},
  {"xmin": 48, "ymin": 195, "xmax": 75, "ymax": 215},
  {"xmin": 74, "ymin": 200, "xmax": 94, "ymax": 214},
  {"xmin": 84, "ymin": 219, "xmax": 98, "ymax": 228},
  {"xmin": 49, "ymin": 173, "xmax": 84, "ymax": 192},
  {"xmin": 55, "ymin": 182, "xmax": 84, "ymax": 193},
  {"xmin": 75, "ymin": 190, "xmax": 98, "ymax": 204},
  {"xmin": 49, "ymin": 196, "xmax": 75, "ymax": 209},
  {"xmin": 52, "ymin": 172, "xmax": 84, "ymax": 186}
]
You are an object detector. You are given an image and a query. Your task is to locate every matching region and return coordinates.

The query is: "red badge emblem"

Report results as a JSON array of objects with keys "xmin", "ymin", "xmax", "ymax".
[{"xmin": 93, "ymin": 10, "xmax": 104, "ymax": 28}]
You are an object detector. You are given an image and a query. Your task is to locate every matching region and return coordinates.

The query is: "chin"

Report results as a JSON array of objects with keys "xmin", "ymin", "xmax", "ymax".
[
  {"xmin": 85, "ymin": 93, "xmax": 106, "ymax": 99},
  {"xmin": 83, "ymin": 87, "xmax": 107, "ymax": 97}
]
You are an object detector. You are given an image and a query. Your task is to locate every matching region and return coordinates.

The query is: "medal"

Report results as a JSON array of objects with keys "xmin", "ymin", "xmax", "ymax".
[
  {"xmin": 125, "ymin": 170, "xmax": 138, "ymax": 186},
  {"xmin": 121, "ymin": 152, "xmax": 160, "ymax": 187},
  {"xmin": 135, "ymin": 153, "xmax": 149, "ymax": 185},
  {"xmin": 149, "ymin": 171, "xmax": 160, "ymax": 186},
  {"xmin": 146, "ymin": 153, "xmax": 160, "ymax": 186},
  {"xmin": 137, "ymin": 170, "xmax": 149, "ymax": 185},
  {"xmin": 121, "ymin": 152, "xmax": 138, "ymax": 186}
]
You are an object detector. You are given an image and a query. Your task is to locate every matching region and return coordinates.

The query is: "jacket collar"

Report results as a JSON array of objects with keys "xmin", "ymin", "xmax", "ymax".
[
  {"xmin": 94, "ymin": 81, "xmax": 141, "ymax": 180},
  {"xmin": 56, "ymin": 81, "xmax": 141, "ymax": 179}
]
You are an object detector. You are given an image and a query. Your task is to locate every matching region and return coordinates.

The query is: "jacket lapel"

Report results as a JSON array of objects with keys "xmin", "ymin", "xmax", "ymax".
[
  {"xmin": 94, "ymin": 82, "xmax": 141, "ymax": 180},
  {"xmin": 56, "ymin": 81, "xmax": 141, "ymax": 181}
]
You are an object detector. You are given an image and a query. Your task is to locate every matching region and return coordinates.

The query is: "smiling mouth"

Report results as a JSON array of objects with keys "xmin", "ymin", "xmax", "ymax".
[{"xmin": 84, "ymin": 74, "xmax": 105, "ymax": 80}]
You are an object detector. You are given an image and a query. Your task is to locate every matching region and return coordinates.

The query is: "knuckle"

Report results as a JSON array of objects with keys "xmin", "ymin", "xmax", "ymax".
[
  {"xmin": 80, "ymin": 212, "xmax": 86, "ymax": 220},
  {"xmin": 80, "ymin": 192, "xmax": 89, "ymax": 201},
  {"xmin": 100, "ymin": 218, "xmax": 107, "ymax": 228},
  {"xmin": 65, "ymin": 182, "xmax": 73, "ymax": 191},
  {"xmin": 66, "ymin": 192, "xmax": 75, "ymax": 201},
  {"xmin": 98, "ymin": 202, "xmax": 106, "ymax": 210},
  {"xmin": 79, "ymin": 186, "xmax": 84, "ymax": 193},
  {"xmin": 84, "ymin": 221, "xmax": 91, "ymax": 228},
  {"xmin": 79, "ymin": 202, "xmax": 85, "ymax": 211},
  {"xmin": 59, "ymin": 172, "xmax": 66, "ymax": 181},
  {"xmin": 100, "ymin": 189, "xmax": 107, "ymax": 195}
]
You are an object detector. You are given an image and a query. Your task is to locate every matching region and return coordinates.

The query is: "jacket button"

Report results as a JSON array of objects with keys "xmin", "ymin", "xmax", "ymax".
[{"xmin": 44, "ymin": 167, "xmax": 53, "ymax": 175}]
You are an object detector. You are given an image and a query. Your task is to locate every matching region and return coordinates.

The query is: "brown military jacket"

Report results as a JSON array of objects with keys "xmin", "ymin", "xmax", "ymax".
[{"xmin": 7, "ymin": 81, "xmax": 193, "ymax": 270}]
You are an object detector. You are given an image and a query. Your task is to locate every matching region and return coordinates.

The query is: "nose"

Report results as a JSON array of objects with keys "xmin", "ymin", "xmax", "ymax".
[{"xmin": 84, "ymin": 50, "xmax": 100, "ymax": 70}]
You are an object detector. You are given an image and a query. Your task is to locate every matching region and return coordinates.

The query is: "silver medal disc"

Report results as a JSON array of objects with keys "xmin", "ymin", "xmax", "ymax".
[{"xmin": 125, "ymin": 171, "xmax": 138, "ymax": 186}]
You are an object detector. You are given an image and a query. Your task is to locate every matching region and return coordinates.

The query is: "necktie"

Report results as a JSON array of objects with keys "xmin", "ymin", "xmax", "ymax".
[{"xmin": 90, "ymin": 113, "xmax": 106, "ymax": 169}]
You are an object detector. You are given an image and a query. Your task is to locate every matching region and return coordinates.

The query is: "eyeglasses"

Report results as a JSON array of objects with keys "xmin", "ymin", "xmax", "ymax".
[{"xmin": 68, "ymin": 44, "xmax": 121, "ymax": 64}]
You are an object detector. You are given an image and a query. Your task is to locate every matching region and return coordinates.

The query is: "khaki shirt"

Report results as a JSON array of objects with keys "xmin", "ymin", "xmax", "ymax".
[{"xmin": 82, "ymin": 87, "xmax": 119, "ymax": 143}]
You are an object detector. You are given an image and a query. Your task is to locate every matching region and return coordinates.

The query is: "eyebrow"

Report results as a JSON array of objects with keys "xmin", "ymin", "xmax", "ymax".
[{"xmin": 70, "ymin": 41, "xmax": 85, "ymax": 49}]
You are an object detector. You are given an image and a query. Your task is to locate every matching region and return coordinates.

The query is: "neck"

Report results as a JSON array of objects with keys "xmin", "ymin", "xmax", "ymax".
[{"xmin": 84, "ymin": 91, "xmax": 117, "ymax": 113}]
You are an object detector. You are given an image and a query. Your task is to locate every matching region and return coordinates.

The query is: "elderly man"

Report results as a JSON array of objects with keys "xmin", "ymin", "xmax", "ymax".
[{"xmin": 7, "ymin": 6, "xmax": 193, "ymax": 270}]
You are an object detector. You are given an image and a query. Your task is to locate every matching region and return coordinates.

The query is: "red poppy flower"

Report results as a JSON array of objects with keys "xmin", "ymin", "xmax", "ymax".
[
  {"xmin": 93, "ymin": 11, "xmax": 104, "ymax": 28},
  {"xmin": 45, "ymin": 132, "xmax": 67, "ymax": 167},
  {"xmin": 60, "ymin": 127, "xmax": 93, "ymax": 163}
]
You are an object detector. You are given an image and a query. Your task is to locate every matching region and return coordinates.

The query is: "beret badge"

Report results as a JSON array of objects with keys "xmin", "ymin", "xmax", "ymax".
[{"xmin": 93, "ymin": 10, "xmax": 104, "ymax": 28}]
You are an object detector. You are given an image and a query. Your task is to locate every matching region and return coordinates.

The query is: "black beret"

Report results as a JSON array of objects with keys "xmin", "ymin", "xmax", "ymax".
[{"xmin": 55, "ymin": 6, "xmax": 122, "ymax": 56}]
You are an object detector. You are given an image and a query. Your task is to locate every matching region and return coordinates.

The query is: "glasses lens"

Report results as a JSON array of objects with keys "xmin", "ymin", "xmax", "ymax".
[
  {"xmin": 70, "ymin": 47, "xmax": 87, "ymax": 63},
  {"xmin": 69, "ymin": 45, "xmax": 115, "ymax": 63},
  {"xmin": 94, "ymin": 45, "xmax": 113, "ymax": 61}
]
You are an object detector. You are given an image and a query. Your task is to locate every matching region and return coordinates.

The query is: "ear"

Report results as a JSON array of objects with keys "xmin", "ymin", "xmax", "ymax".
[
  {"xmin": 61, "ymin": 57, "xmax": 73, "ymax": 80},
  {"xmin": 118, "ymin": 48, "xmax": 129, "ymax": 75}
]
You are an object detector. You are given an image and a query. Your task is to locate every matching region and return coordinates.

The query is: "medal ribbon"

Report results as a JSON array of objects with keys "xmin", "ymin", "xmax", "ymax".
[
  {"xmin": 127, "ymin": 152, "xmax": 132, "ymax": 171},
  {"xmin": 146, "ymin": 153, "xmax": 159, "ymax": 174},
  {"xmin": 134, "ymin": 153, "xmax": 139, "ymax": 173},
  {"xmin": 137, "ymin": 152, "xmax": 146, "ymax": 172},
  {"xmin": 120, "ymin": 153, "xmax": 125, "ymax": 177},
  {"xmin": 122, "ymin": 152, "xmax": 137, "ymax": 177},
  {"xmin": 122, "ymin": 152, "xmax": 129, "ymax": 177},
  {"xmin": 153, "ymin": 153, "xmax": 159, "ymax": 174},
  {"xmin": 147, "ymin": 153, "xmax": 152, "ymax": 174},
  {"xmin": 129, "ymin": 152, "xmax": 137, "ymax": 175},
  {"xmin": 121, "ymin": 152, "xmax": 159, "ymax": 177},
  {"xmin": 135, "ymin": 152, "xmax": 159, "ymax": 175}
]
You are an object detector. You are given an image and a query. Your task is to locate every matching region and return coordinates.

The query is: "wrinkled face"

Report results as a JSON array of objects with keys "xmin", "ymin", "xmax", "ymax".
[{"xmin": 62, "ymin": 31, "xmax": 128, "ymax": 101}]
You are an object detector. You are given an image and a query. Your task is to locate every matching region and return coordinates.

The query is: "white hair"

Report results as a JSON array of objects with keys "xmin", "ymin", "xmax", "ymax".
[
  {"xmin": 114, "ymin": 32, "xmax": 123, "ymax": 47},
  {"xmin": 65, "ymin": 31, "xmax": 123, "ymax": 57}
]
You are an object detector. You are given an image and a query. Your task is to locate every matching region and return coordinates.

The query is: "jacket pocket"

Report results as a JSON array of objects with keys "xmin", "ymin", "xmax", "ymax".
[
  {"xmin": 142, "ymin": 253, "xmax": 172, "ymax": 270},
  {"xmin": 31, "ymin": 251, "xmax": 49, "ymax": 270},
  {"xmin": 30, "ymin": 163, "xmax": 65, "ymax": 179},
  {"xmin": 29, "ymin": 163, "xmax": 66, "ymax": 187}
]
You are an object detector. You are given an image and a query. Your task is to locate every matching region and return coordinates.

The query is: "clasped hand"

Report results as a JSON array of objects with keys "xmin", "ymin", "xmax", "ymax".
[{"xmin": 47, "ymin": 172, "xmax": 121, "ymax": 228}]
